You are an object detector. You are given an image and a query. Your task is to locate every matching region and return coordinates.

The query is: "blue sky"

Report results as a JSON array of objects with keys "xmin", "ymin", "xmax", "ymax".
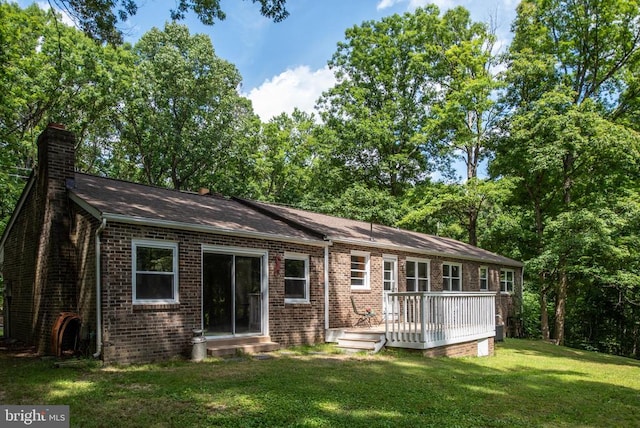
[{"xmin": 116, "ymin": 0, "xmax": 519, "ymax": 121}]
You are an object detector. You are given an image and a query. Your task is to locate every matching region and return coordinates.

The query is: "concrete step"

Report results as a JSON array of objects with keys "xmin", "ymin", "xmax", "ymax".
[
  {"xmin": 206, "ymin": 335, "xmax": 274, "ymax": 347},
  {"xmin": 337, "ymin": 332, "xmax": 386, "ymax": 354},
  {"xmin": 206, "ymin": 336, "xmax": 279, "ymax": 357}
]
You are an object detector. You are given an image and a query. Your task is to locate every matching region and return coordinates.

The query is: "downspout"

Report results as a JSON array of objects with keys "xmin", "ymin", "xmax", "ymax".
[
  {"xmin": 93, "ymin": 218, "xmax": 107, "ymax": 358},
  {"xmin": 324, "ymin": 242, "xmax": 331, "ymax": 331}
]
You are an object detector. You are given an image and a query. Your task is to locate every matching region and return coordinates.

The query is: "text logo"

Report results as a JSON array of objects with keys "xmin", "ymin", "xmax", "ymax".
[{"xmin": 1, "ymin": 406, "xmax": 69, "ymax": 427}]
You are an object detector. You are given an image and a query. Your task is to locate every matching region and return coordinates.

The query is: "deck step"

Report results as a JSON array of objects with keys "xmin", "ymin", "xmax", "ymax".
[
  {"xmin": 337, "ymin": 339, "xmax": 378, "ymax": 350},
  {"xmin": 206, "ymin": 336, "xmax": 279, "ymax": 357},
  {"xmin": 341, "ymin": 331, "xmax": 386, "ymax": 341},
  {"xmin": 337, "ymin": 331, "xmax": 386, "ymax": 354}
]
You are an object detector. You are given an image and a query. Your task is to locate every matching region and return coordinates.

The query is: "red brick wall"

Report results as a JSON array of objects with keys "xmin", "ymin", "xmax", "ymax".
[
  {"xmin": 98, "ymin": 222, "xmax": 327, "ymax": 364},
  {"xmin": 327, "ymin": 243, "xmax": 522, "ymax": 329}
]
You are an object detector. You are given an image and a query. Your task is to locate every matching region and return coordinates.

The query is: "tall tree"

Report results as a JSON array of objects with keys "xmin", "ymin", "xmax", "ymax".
[
  {"xmin": 318, "ymin": 6, "xmax": 504, "ymax": 244},
  {"xmin": 493, "ymin": 0, "xmax": 640, "ymax": 345},
  {"xmin": 400, "ymin": 178, "xmax": 517, "ymax": 247},
  {"xmin": 429, "ymin": 7, "xmax": 503, "ymax": 181},
  {"xmin": 252, "ymin": 109, "xmax": 319, "ymax": 204},
  {"xmin": 117, "ymin": 23, "xmax": 258, "ymax": 193},
  {"xmin": 318, "ymin": 5, "xmax": 446, "ymax": 197}
]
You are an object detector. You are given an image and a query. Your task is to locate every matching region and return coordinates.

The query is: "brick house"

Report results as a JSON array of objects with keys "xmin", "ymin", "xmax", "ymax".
[{"xmin": 0, "ymin": 125, "xmax": 523, "ymax": 364}]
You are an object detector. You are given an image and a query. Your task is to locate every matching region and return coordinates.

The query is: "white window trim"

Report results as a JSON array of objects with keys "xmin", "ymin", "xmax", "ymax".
[
  {"xmin": 479, "ymin": 266, "xmax": 489, "ymax": 291},
  {"xmin": 350, "ymin": 250, "xmax": 370, "ymax": 290},
  {"xmin": 442, "ymin": 261, "xmax": 463, "ymax": 292},
  {"xmin": 500, "ymin": 268, "xmax": 515, "ymax": 294},
  {"xmin": 406, "ymin": 257, "xmax": 431, "ymax": 292},
  {"xmin": 383, "ymin": 254, "xmax": 398, "ymax": 293},
  {"xmin": 132, "ymin": 239, "xmax": 179, "ymax": 305},
  {"xmin": 284, "ymin": 252, "xmax": 310, "ymax": 304}
]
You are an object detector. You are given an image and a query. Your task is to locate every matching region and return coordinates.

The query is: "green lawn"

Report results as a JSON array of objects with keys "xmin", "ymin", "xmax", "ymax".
[{"xmin": 1, "ymin": 339, "xmax": 639, "ymax": 427}]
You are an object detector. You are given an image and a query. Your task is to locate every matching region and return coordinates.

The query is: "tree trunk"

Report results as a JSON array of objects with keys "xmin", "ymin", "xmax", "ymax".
[
  {"xmin": 532, "ymin": 190, "xmax": 549, "ymax": 340},
  {"xmin": 466, "ymin": 158, "xmax": 476, "ymax": 181},
  {"xmin": 468, "ymin": 210, "xmax": 478, "ymax": 247},
  {"xmin": 540, "ymin": 279, "xmax": 550, "ymax": 341},
  {"xmin": 633, "ymin": 306, "xmax": 639, "ymax": 359},
  {"xmin": 554, "ymin": 268, "xmax": 568, "ymax": 345},
  {"xmin": 554, "ymin": 153, "xmax": 574, "ymax": 346}
]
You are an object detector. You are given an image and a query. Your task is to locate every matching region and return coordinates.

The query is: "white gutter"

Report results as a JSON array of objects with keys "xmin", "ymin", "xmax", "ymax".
[{"xmin": 93, "ymin": 218, "xmax": 107, "ymax": 358}]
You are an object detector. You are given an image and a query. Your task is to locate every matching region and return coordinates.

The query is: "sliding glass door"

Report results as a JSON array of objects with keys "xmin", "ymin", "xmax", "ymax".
[{"xmin": 203, "ymin": 251, "xmax": 263, "ymax": 336}]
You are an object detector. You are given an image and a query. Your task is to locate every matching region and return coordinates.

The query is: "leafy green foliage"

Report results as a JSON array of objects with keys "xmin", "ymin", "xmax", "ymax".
[
  {"xmin": 117, "ymin": 23, "xmax": 259, "ymax": 192},
  {"xmin": 50, "ymin": 0, "xmax": 289, "ymax": 44},
  {"xmin": 0, "ymin": 2, "xmax": 131, "ymax": 229},
  {"xmin": 429, "ymin": 7, "xmax": 504, "ymax": 180},
  {"xmin": 251, "ymin": 109, "xmax": 319, "ymax": 204},
  {"xmin": 318, "ymin": 6, "xmax": 446, "ymax": 197},
  {"xmin": 400, "ymin": 178, "xmax": 517, "ymax": 246},
  {"xmin": 493, "ymin": 0, "xmax": 640, "ymax": 348}
]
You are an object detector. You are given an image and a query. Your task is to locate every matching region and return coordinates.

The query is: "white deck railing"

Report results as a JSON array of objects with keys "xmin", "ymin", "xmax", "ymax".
[{"xmin": 385, "ymin": 292, "xmax": 496, "ymax": 349}]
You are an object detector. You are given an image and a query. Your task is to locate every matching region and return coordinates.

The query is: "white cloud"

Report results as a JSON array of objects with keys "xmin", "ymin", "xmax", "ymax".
[
  {"xmin": 378, "ymin": 0, "xmax": 457, "ymax": 12},
  {"xmin": 245, "ymin": 65, "xmax": 336, "ymax": 122},
  {"xmin": 377, "ymin": 0, "xmax": 402, "ymax": 10}
]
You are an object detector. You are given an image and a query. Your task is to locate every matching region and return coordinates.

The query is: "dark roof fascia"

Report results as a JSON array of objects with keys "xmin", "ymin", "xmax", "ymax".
[
  {"xmin": 69, "ymin": 191, "xmax": 329, "ymax": 248},
  {"xmin": 0, "ymin": 171, "xmax": 36, "ymax": 252},
  {"xmin": 232, "ymin": 197, "xmax": 328, "ymax": 241}
]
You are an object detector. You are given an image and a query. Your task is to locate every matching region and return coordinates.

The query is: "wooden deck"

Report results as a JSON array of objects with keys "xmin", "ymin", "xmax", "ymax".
[{"xmin": 328, "ymin": 292, "xmax": 497, "ymax": 354}]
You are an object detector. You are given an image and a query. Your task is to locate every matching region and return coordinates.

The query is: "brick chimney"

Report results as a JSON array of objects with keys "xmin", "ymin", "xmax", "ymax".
[
  {"xmin": 32, "ymin": 124, "xmax": 78, "ymax": 354},
  {"xmin": 37, "ymin": 123, "xmax": 76, "ymax": 188}
]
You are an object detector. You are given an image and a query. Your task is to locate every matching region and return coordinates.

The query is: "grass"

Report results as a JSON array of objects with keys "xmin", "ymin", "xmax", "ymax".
[{"xmin": 1, "ymin": 339, "xmax": 639, "ymax": 427}]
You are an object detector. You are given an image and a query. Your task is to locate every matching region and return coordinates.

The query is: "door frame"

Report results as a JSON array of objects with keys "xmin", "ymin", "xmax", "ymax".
[
  {"xmin": 382, "ymin": 254, "xmax": 399, "ymax": 320},
  {"xmin": 201, "ymin": 245, "xmax": 269, "ymax": 338}
]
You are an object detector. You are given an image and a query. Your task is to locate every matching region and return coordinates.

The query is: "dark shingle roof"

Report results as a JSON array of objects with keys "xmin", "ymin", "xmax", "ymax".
[
  {"xmin": 236, "ymin": 199, "xmax": 523, "ymax": 267},
  {"xmin": 69, "ymin": 174, "xmax": 322, "ymax": 243},
  {"xmin": 69, "ymin": 173, "xmax": 522, "ymax": 267}
]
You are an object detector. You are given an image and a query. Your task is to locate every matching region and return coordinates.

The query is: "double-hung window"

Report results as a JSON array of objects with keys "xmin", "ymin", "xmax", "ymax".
[
  {"xmin": 479, "ymin": 266, "xmax": 489, "ymax": 291},
  {"xmin": 406, "ymin": 258, "xmax": 430, "ymax": 291},
  {"xmin": 132, "ymin": 240, "xmax": 178, "ymax": 304},
  {"xmin": 442, "ymin": 262, "xmax": 462, "ymax": 291},
  {"xmin": 350, "ymin": 251, "xmax": 370, "ymax": 290},
  {"xmin": 285, "ymin": 253, "xmax": 309, "ymax": 303},
  {"xmin": 500, "ymin": 269, "xmax": 515, "ymax": 293}
]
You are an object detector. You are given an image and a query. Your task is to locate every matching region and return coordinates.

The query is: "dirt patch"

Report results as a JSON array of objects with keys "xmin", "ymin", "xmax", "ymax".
[{"xmin": 0, "ymin": 338, "xmax": 38, "ymax": 358}]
